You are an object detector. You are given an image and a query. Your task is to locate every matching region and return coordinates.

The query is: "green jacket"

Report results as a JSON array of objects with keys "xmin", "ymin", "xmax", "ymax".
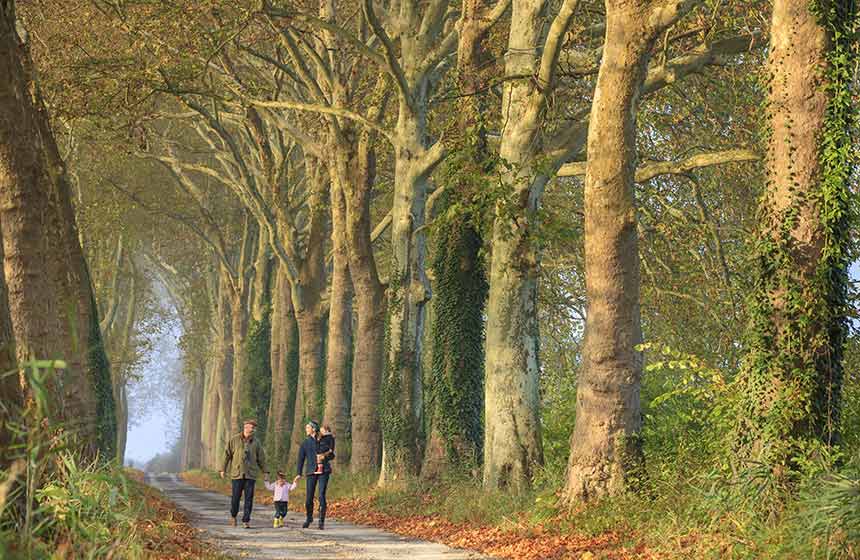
[{"xmin": 222, "ymin": 433, "xmax": 266, "ymax": 480}]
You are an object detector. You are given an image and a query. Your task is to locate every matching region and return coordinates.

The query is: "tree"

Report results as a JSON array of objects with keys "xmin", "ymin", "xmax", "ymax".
[
  {"xmin": 734, "ymin": 0, "xmax": 856, "ymax": 490},
  {"xmin": 422, "ymin": 0, "xmax": 504, "ymax": 478},
  {"xmin": 0, "ymin": 0, "xmax": 115, "ymax": 459},
  {"xmin": 563, "ymin": 0, "xmax": 703, "ymax": 504}
]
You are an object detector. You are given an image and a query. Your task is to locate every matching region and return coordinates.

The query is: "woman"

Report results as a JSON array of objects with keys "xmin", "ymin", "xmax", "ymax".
[{"xmin": 295, "ymin": 420, "xmax": 334, "ymax": 529}]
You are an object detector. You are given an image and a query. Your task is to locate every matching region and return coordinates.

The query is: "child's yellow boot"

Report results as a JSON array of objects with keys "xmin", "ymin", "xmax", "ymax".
[{"xmin": 273, "ymin": 518, "xmax": 279, "ymax": 528}]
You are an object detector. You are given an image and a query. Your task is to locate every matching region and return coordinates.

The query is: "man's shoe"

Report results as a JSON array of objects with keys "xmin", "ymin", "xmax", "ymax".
[
  {"xmin": 229, "ymin": 517, "xmax": 237, "ymax": 527},
  {"xmin": 301, "ymin": 520, "xmax": 311, "ymax": 528},
  {"xmin": 243, "ymin": 522, "xmax": 250, "ymax": 529},
  {"xmin": 318, "ymin": 521, "xmax": 324, "ymax": 530}
]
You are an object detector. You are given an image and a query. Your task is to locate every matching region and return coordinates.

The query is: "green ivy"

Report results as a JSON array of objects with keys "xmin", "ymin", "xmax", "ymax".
[
  {"xmin": 734, "ymin": 0, "xmax": 858, "ymax": 501},
  {"xmin": 428, "ymin": 212, "xmax": 487, "ymax": 466},
  {"xmin": 425, "ymin": 119, "xmax": 492, "ymax": 468},
  {"xmin": 87, "ymin": 286, "xmax": 116, "ymax": 461},
  {"xmin": 380, "ymin": 256, "xmax": 421, "ymax": 475},
  {"xmin": 242, "ymin": 304, "xmax": 272, "ymax": 444}
]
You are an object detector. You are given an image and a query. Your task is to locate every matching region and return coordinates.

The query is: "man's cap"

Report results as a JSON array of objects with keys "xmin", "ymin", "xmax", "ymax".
[
  {"xmin": 242, "ymin": 419, "xmax": 258, "ymax": 426},
  {"xmin": 306, "ymin": 420, "xmax": 320, "ymax": 431}
]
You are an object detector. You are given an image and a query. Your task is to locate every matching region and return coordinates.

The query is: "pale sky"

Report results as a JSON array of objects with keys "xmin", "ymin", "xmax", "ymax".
[{"xmin": 123, "ymin": 284, "xmax": 184, "ymax": 467}]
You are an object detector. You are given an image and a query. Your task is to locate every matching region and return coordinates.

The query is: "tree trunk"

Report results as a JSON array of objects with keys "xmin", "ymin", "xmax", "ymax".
[
  {"xmin": 201, "ymin": 357, "xmax": 220, "ymax": 468},
  {"xmin": 328, "ymin": 119, "xmax": 385, "ymax": 473},
  {"xmin": 116, "ymin": 382, "xmax": 128, "ymax": 464},
  {"xmin": 244, "ymin": 238, "xmax": 273, "ymax": 442},
  {"xmin": 266, "ymin": 266, "xmax": 300, "ymax": 468},
  {"xmin": 563, "ymin": 0, "xmax": 691, "ymax": 504},
  {"xmin": 214, "ymin": 267, "xmax": 235, "ymax": 460},
  {"xmin": 0, "ymin": 0, "xmax": 59, "ymax": 397},
  {"xmin": 289, "ymin": 368, "xmax": 306, "ymax": 462},
  {"xmin": 228, "ymin": 221, "xmax": 255, "ymax": 434},
  {"xmin": 734, "ymin": 0, "xmax": 852, "ymax": 479},
  {"xmin": 182, "ymin": 365, "xmax": 204, "ymax": 469},
  {"xmin": 483, "ymin": 0, "xmax": 553, "ymax": 492},
  {"xmin": 110, "ymin": 259, "xmax": 136, "ymax": 463},
  {"xmin": 423, "ymin": 0, "xmax": 490, "ymax": 479},
  {"xmin": 37, "ymin": 85, "xmax": 116, "ymax": 460},
  {"xmin": 229, "ymin": 287, "xmax": 249, "ymax": 432},
  {"xmin": 0, "ymin": 3, "xmax": 114, "ymax": 459},
  {"xmin": 379, "ymin": 102, "xmax": 434, "ymax": 485},
  {"xmin": 291, "ymin": 160, "xmax": 328, "ymax": 427},
  {"xmin": 0, "ymin": 221, "xmax": 19, "ymax": 468},
  {"xmin": 323, "ymin": 179, "xmax": 353, "ymax": 462},
  {"xmin": 201, "ymin": 263, "xmax": 221, "ymax": 469}
]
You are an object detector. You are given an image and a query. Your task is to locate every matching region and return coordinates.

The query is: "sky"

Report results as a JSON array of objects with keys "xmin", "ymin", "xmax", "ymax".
[{"xmin": 123, "ymin": 283, "xmax": 185, "ymax": 467}]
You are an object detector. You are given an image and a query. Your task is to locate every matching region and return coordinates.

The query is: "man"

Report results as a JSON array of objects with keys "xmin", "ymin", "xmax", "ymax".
[
  {"xmin": 220, "ymin": 419, "xmax": 267, "ymax": 528},
  {"xmin": 296, "ymin": 420, "xmax": 333, "ymax": 529}
]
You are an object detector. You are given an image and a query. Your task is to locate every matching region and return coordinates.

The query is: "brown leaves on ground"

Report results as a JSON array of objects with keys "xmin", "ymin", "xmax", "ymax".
[{"xmin": 326, "ymin": 497, "xmax": 656, "ymax": 560}]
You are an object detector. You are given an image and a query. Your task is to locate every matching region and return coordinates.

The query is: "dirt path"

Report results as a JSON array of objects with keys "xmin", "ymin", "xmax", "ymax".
[{"xmin": 146, "ymin": 474, "xmax": 488, "ymax": 560}]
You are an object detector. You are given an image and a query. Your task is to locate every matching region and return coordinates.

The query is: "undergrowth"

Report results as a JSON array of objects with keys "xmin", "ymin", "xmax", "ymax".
[{"xmin": 0, "ymin": 362, "xmax": 225, "ymax": 560}]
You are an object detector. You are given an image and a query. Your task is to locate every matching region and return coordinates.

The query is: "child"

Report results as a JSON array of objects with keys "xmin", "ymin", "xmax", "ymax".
[
  {"xmin": 263, "ymin": 472, "xmax": 298, "ymax": 527},
  {"xmin": 313, "ymin": 425, "xmax": 335, "ymax": 475}
]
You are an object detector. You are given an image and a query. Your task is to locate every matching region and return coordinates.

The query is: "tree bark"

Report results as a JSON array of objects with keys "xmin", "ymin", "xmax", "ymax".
[
  {"xmin": 0, "ymin": 0, "xmax": 58, "ymax": 393},
  {"xmin": 483, "ymin": 0, "xmax": 556, "ymax": 492},
  {"xmin": 181, "ymin": 365, "xmax": 204, "ymax": 470},
  {"xmin": 116, "ymin": 382, "xmax": 128, "ymax": 463},
  {"xmin": 339, "ymin": 136, "xmax": 385, "ymax": 473},
  {"xmin": 0, "ymin": 2, "xmax": 114, "ymax": 459},
  {"xmin": 214, "ymin": 266, "xmax": 235, "ymax": 461},
  {"xmin": 267, "ymin": 265, "xmax": 300, "ymax": 468},
  {"xmin": 423, "ymin": 0, "xmax": 490, "ymax": 479},
  {"xmin": 323, "ymin": 179, "xmax": 353, "ymax": 462},
  {"xmin": 0, "ymin": 220, "xmax": 19, "ymax": 467},
  {"xmin": 201, "ymin": 354, "xmax": 221, "ymax": 469},
  {"xmin": 290, "ymin": 159, "xmax": 328, "ymax": 427},
  {"xmin": 734, "ymin": 0, "xmax": 851, "ymax": 476},
  {"xmin": 228, "ymin": 218, "xmax": 255, "ymax": 434},
  {"xmin": 563, "ymin": 0, "xmax": 694, "ymax": 504},
  {"xmin": 37, "ymin": 86, "xmax": 116, "ymax": 460}
]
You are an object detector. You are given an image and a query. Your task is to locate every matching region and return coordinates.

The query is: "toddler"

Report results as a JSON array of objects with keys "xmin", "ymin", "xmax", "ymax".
[
  {"xmin": 263, "ymin": 471, "xmax": 298, "ymax": 527},
  {"xmin": 313, "ymin": 425, "xmax": 336, "ymax": 475}
]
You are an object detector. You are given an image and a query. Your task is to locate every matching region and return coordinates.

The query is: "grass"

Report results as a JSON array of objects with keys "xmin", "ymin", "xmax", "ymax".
[
  {"xmin": 181, "ymin": 460, "xmax": 860, "ymax": 559},
  {"xmin": 0, "ymin": 456, "xmax": 227, "ymax": 560}
]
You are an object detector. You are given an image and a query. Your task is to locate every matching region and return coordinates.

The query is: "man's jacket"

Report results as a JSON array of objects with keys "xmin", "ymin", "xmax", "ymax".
[{"xmin": 222, "ymin": 433, "xmax": 266, "ymax": 480}]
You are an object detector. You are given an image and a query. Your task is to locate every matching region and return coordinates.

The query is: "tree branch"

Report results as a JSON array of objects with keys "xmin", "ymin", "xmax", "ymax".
[
  {"xmin": 478, "ymin": 0, "xmax": 512, "ymax": 35},
  {"xmin": 250, "ymin": 98, "xmax": 394, "ymax": 144},
  {"xmin": 362, "ymin": 0, "xmax": 415, "ymax": 114},
  {"xmin": 263, "ymin": 6, "xmax": 387, "ymax": 67},
  {"xmin": 556, "ymin": 148, "xmax": 760, "ymax": 180},
  {"xmin": 538, "ymin": 0, "xmax": 580, "ymax": 87},
  {"xmin": 643, "ymin": 32, "xmax": 762, "ymax": 96}
]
